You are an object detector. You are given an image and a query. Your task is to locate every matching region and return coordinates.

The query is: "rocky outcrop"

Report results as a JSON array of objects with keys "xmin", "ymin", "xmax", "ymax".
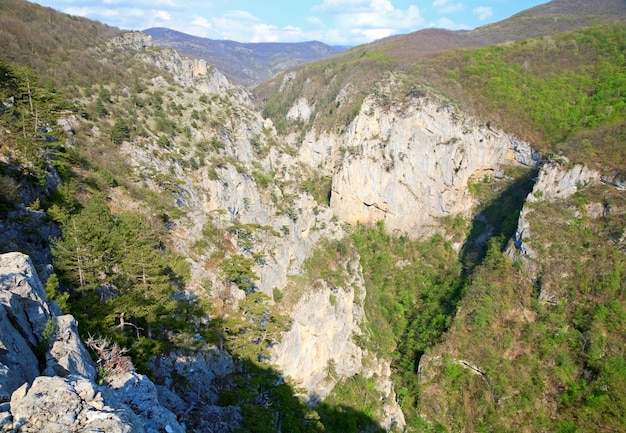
[
  {"xmin": 149, "ymin": 347, "xmax": 236, "ymax": 405},
  {"xmin": 271, "ymin": 263, "xmax": 365, "ymax": 402},
  {"xmin": 313, "ymin": 92, "xmax": 539, "ymax": 238},
  {"xmin": 0, "ymin": 252, "xmax": 184, "ymax": 433},
  {"xmin": 508, "ymin": 162, "xmax": 599, "ymax": 259},
  {"xmin": 109, "ymin": 31, "xmax": 250, "ymax": 104},
  {"xmin": 9, "ymin": 375, "xmax": 142, "ymax": 433},
  {"xmin": 527, "ymin": 161, "xmax": 598, "ymax": 203},
  {"xmin": 43, "ymin": 314, "xmax": 96, "ymax": 379},
  {"xmin": 270, "ymin": 254, "xmax": 405, "ymax": 430},
  {"xmin": 286, "ymin": 97, "xmax": 313, "ymax": 122},
  {"xmin": 109, "ymin": 31, "xmax": 152, "ymax": 51},
  {"xmin": 142, "ymin": 50, "xmax": 242, "ymax": 97}
]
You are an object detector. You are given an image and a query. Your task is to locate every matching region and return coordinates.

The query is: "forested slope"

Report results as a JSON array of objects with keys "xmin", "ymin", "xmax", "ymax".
[{"xmin": 0, "ymin": 0, "xmax": 624, "ymax": 432}]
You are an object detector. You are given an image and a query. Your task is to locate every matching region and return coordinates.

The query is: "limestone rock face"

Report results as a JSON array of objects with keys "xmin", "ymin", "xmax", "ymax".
[
  {"xmin": 109, "ymin": 31, "xmax": 152, "ymax": 51},
  {"xmin": 509, "ymin": 162, "xmax": 600, "ymax": 259},
  {"xmin": 527, "ymin": 162, "xmax": 598, "ymax": 203},
  {"xmin": 149, "ymin": 347, "xmax": 236, "ymax": 405},
  {"xmin": 329, "ymin": 95, "xmax": 539, "ymax": 238},
  {"xmin": 0, "ymin": 252, "xmax": 52, "ymax": 346},
  {"xmin": 10, "ymin": 376, "xmax": 142, "ymax": 433},
  {"xmin": 0, "ymin": 305, "xmax": 39, "ymax": 404},
  {"xmin": 105, "ymin": 373, "xmax": 185, "ymax": 433},
  {"xmin": 0, "ymin": 207, "xmax": 60, "ymax": 273},
  {"xmin": 271, "ymin": 275, "xmax": 364, "ymax": 402},
  {"xmin": 270, "ymin": 254, "xmax": 405, "ymax": 429},
  {"xmin": 0, "ymin": 252, "xmax": 51, "ymax": 401},
  {"xmin": 0, "ymin": 252, "xmax": 184, "ymax": 433},
  {"xmin": 287, "ymin": 97, "xmax": 313, "ymax": 122},
  {"xmin": 44, "ymin": 314, "xmax": 97, "ymax": 380},
  {"xmin": 110, "ymin": 30, "xmax": 250, "ymax": 105}
]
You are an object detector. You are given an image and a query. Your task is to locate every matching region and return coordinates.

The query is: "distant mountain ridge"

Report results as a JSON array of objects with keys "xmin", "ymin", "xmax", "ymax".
[
  {"xmin": 144, "ymin": 0, "xmax": 626, "ymax": 87},
  {"xmin": 365, "ymin": 0, "xmax": 626, "ymax": 61},
  {"xmin": 143, "ymin": 27, "xmax": 348, "ymax": 86}
]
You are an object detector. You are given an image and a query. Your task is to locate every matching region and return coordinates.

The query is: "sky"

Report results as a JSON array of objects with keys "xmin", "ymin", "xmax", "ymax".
[{"xmin": 32, "ymin": 0, "xmax": 549, "ymax": 46}]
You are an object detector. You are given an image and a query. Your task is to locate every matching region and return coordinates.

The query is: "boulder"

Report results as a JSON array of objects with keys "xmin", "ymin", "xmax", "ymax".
[
  {"xmin": 0, "ymin": 253, "xmax": 50, "ymax": 400},
  {"xmin": 105, "ymin": 372, "xmax": 185, "ymax": 433},
  {"xmin": 44, "ymin": 314, "xmax": 96, "ymax": 380},
  {"xmin": 0, "ymin": 252, "xmax": 52, "ymax": 346},
  {"xmin": 10, "ymin": 375, "xmax": 142, "ymax": 433}
]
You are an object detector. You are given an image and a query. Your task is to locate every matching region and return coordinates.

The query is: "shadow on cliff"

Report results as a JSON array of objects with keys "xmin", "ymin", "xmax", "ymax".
[
  {"xmin": 186, "ymin": 354, "xmax": 385, "ymax": 433},
  {"xmin": 460, "ymin": 168, "xmax": 538, "ymax": 271}
]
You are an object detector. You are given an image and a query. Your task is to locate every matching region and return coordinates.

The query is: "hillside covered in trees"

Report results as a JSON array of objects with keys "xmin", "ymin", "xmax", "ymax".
[{"xmin": 0, "ymin": 0, "xmax": 625, "ymax": 432}]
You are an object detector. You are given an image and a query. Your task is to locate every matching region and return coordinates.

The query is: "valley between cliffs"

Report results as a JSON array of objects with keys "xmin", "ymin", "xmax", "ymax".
[{"xmin": 1, "ymin": 5, "xmax": 625, "ymax": 432}]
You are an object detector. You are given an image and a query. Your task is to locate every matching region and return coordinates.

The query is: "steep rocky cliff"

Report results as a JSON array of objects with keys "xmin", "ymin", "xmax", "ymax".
[
  {"xmin": 328, "ymin": 92, "xmax": 539, "ymax": 238},
  {"xmin": 1, "ymin": 3, "xmax": 624, "ymax": 430},
  {"xmin": 17, "ymin": 35, "xmax": 540, "ymax": 430},
  {"xmin": 0, "ymin": 252, "xmax": 184, "ymax": 433},
  {"xmin": 508, "ymin": 161, "xmax": 600, "ymax": 259}
]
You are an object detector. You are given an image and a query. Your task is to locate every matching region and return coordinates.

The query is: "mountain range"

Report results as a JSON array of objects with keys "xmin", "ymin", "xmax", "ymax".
[{"xmin": 143, "ymin": 27, "xmax": 348, "ymax": 86}]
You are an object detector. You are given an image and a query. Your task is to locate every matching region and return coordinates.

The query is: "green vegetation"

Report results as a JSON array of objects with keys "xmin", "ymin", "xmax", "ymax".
[
  {"xmin": 259, "ymin": 47, "xmax": 399, "ymax": 134},
  {"xmin": 1, "ymin": 1, "xmax": 625, "ymax": 432},
  {"xmin": 351, "ymin": 222, "xmax": 464, "ymax": 428},
  {"xmin": 318, "ymin": 374, "xmax": 386, "ymax": 433},
  {"xmin": 219, "ymin": 254, "xmax": 258, "ymax": 291},
  {"xmin": 301, "ymin": 175, "xmax": 333, "ymax": 206},
  {"xmin": 415, "ymin": 23, "xmax": 626, "ymax": 172},
  {"xmin": 416, "ymin": 185, "xmax": 626, "ymax": 432},
  {"xmin": 50, "ymin": 195, "xmax": 198, "ymax": 367},
  {"xmin": 462, "ymin": 166, "xmax": 536, "ymax": 266},
  {"xmin": 304, "ymin": 237, "xmax": 354, "ymax": 288}
]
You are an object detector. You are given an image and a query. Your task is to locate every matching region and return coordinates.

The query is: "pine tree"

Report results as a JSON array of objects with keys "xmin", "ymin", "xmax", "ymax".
[
  {"xmin": 111, "ymin": 212, "xmax": 174, "ymax": 339},
  {"xmin": 52, "ymin": 195, "xmax": 117, "ymax": 291}
]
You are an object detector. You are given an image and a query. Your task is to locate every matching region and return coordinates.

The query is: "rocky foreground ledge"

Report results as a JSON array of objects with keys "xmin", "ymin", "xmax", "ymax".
[{"xmin": 0, "ymin": 252, "xmax": 184, "ymax": 433}]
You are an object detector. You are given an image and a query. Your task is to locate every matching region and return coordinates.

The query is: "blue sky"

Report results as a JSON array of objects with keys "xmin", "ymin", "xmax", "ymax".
[{"xmin": 33, "ymin": 0, "xmax": 549, "ymax": 45}]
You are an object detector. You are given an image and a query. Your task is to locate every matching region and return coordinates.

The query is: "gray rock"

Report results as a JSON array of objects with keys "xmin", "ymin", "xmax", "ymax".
[
  {"xmin": 192, "ymin": 405, "xmax": 242, "ymax": 433},
  {"xmin": 0, "ymin": 252, "xmax": 185, "ymax": 433},
  {"xmin": 0, "ymin": 252, "xmax": 52, "ymax": 346},
  {"xmin": 105, "ymin": 372, "xmax": 185, "ymax": 433},
  {"xmin": 10, "ymin": 375, "xmax": 142, "ymax": 433},
  {"xmin": 0, "ymin": 308, "xmax": 39, "ymax": 402},
  {"xmin": 328, "ymin": 94, "xmax": 536, "ymax": 239},
  {"xmin": 0, "ymin": 405, "xmax": 11, "ymax": 431},
  {"xmin": 527, "ymin": 162, "xmax": 598, "ymax": 203},
  {"xmin": 149, "ymin": 346, "xmax": 235, "ymax": 405},
  {"xmin": 44, "ymin": 314, "xmax": 96, "ymax": 380},
  {"xmin": 508, "ymin": 162, "xmax": 600, "ymax": 260},
  {"xmin": 0, "ymin": 253, "xmax": 50, "ymax": 400}
]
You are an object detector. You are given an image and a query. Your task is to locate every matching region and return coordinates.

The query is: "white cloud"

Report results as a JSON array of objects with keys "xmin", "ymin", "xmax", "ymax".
[
  {"xmin": 100, "ymin": 8, "xmax": 122, "ymax": 18},
  {"xmin": 153, "ymin": 10, "xmax": 171, "ymax": 22},
  {"xmin": 191, "ymin": 17, "xmax": 211, "ymax": 29},
  {"xmin": 473, "ymin": 6, "xmax": 493, "ymax": 21},
  {"xmin": 39, "ymin": 0, "xmax": 426, "ymax": 45},
  {"xmin": 103, "ymin": 0, "xmax": 177, "ymax": 7},
  {"xmin": 311, "ymin": 0, "xmax": 423, "ymax": 44},
  {"xmin": 209, "ymin": 11, "xmax": 311, "ymax": 43},
  {"xmin": 64, "ymin": 7, "xmax": 92, "ymax": 17},
  {"xmin": 432, "ymin": 0, "xmax": 465, "ymax": 15},
  {"xmin": 305, "ymin": 16, "xmax": 325, "ymax": 27}
]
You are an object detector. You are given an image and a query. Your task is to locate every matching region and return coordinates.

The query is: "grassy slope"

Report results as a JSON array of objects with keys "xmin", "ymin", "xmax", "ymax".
[{"xmin": 414, "ymin": 22, "xmax": 626, "ymax": 172}]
